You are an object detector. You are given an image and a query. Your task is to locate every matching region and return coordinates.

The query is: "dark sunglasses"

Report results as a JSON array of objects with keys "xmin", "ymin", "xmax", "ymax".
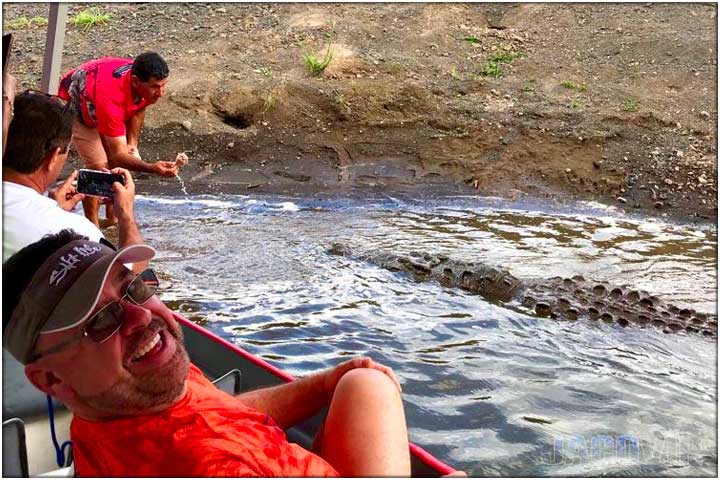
[{"xmin": 33, "ymin": 269, "xmax": 160, "ymax": 359}]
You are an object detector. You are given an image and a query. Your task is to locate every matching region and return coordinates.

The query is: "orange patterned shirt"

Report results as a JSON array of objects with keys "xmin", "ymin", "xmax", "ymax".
[{"xmin": 70, "ymin": 363, "xmax": 339, "ymax": 477}]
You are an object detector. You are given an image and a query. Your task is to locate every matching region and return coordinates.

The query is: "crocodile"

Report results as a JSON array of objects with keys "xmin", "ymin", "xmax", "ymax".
[{"xmin": 328, "ymin": 243, "xmax": 717, "ymax": 338}]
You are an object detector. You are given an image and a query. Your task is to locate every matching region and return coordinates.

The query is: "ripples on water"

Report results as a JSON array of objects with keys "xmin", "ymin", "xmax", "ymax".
[{"xmin": 137, "ymin": 194, "xmax": 717, "ymax": 477}]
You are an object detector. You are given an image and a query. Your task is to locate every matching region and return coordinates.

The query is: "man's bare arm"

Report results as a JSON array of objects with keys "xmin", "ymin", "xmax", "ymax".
[
  {"xmin": 125, "ymin": 108, "xmax": 146, "ymax": 149},
  {"xmin": 110, "ymin": 167, "xmax": 148, "ymax": 272},
  {"xmin": 103, "ymin": 135, "xmax": 178, "ymax": 177},
  {"xmin": 236, "ymin": 357, "xmax": 401, "ymax": 430},
  {"xmin": 236, "ymin": 370, "xmax": 327, "ymax": 430}
]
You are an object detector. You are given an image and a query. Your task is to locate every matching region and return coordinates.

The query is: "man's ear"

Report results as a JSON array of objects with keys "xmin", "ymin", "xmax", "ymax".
[
  {"xmin": 130, "ymin": 75, "xmax": 139, "ymax": 90},
  {"xmin": 25, "ymin": 361, "xmax": 75, "ymax": 401},
  {"xmin": 42, "ymin": 147, "xmax": 61, "ymax": 174}
]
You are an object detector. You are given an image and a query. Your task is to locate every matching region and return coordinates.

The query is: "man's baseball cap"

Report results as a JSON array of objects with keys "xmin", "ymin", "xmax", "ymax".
[{"xmin": 4, "ymin": 240, "xmax": 156, "ymax": 364}]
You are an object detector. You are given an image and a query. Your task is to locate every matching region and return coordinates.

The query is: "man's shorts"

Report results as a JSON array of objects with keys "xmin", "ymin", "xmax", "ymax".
[{"xmin": 72, "ymin": 120, "xmax": 108, "ymax": 170}]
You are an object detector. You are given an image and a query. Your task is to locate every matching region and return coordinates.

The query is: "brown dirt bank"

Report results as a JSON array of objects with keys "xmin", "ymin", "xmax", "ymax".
[{"xmin": 4, "ymin": 3, "xmax": 717, "ymax": 223}]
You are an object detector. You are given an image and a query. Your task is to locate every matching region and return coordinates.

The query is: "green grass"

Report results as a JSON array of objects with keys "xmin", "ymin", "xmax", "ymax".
[
  {"xmin": 480, "ymin": 61, "xmax": 502, "ymax": 77},
  {"xmin": 622, "ymin": 99, "xmax": 639, "ymax": 112},
  {"xmin": 479, "ymin": 51, "xmax": 525, "ymax": 78},
  {"xmin": 463, "ymin": 35, "xmax": 481, "ymax": 44},
  {"xmin": 262, "ymin": 91, "xmax": 275, "ymax": 116},
  {"xmin": 568, "ymin": 98, "xmax": 581, "ymax": 109},
  {"xmin": 334, "ymin": 91, "xmax": 351, "ymax": 114},
  {"xmin": 561, "ymin": 80, "xmax": 588, "ymax": 92},
  {"xmin": 253, "ymin": 67, "xmax": 272, "ymax": 77},
  {"xmin": 303, "ymin": 43, "xmax": 334, "ymax": 76},
  {"xmin": 71, "ymin": 8, "xmax": 111, "ymax": 32},
  {"xmin": 324, "ymin": 20, "xmax": 338, "ymax": 39},
  {"xmin": 489, "ymin": 51, "xmax": 524, "ymax": 63},
  {"xmin": 449, "ymin": 65, "xmax": 461, "ymax": 80},
  {"xmin": 4, "ymin": 15, "xmax": 48, "ymax": 30},
  {"xmin": 521, "ymin": 80, "xmax": 536, "ymax": 93}
]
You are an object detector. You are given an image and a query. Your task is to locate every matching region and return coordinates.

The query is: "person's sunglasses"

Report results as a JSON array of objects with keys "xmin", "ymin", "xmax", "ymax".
[{"xmin": 33, "ymin": 269, "xmax": 160, "ymax": 359}]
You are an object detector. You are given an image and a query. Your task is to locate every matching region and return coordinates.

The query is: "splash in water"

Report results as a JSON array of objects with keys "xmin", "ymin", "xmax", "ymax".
[
  {"xmin": 175, "ymin": 151, "xmax": 190, "ymax": 196},
  {"xmin": 176, "ymin": 174, "xmax": 189, "ymax": 196}
]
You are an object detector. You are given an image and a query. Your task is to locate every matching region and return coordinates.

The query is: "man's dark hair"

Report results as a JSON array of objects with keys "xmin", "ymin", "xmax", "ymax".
[
  {"xmin": 2, "ymin": 230, "xmax": 87, "ymax": 333},
  {"xmin": 4, "ymin": 92, "xmax": 74, "ymax": 174},
  {"xmin": 132, "ymin": 52, "xmax": 169, "ymax": 82}
]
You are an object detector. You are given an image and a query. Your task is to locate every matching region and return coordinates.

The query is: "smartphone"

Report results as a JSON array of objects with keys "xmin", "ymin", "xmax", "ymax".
[
  {"xmin": 77, "ymin": 169, "xmax": 124, "ymax": 198},
  {"xmin": 3, "ymin": 33, "xmax": 12, "ymax": 73}
]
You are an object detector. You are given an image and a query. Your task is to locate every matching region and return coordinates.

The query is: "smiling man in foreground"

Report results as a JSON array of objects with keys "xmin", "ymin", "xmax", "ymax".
[{"xmin": 3, "ymin": 230, "xmax": 411, "ymax": 477}]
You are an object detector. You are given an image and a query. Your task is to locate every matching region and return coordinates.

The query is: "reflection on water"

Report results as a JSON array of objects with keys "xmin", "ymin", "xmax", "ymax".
[{"xmin": 137, "ymin": 194, "xmax": 717, "ymax": 476}]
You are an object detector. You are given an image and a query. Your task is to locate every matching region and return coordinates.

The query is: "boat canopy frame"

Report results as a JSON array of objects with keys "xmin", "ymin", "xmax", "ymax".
[{"xmin": 40, "ymin": 3, "xmax": 67, "ymax": 95}]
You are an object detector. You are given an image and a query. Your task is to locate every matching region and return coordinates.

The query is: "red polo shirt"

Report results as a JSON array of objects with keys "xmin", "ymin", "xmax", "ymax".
[{"xmin": 58, "ymin": 57, "xmax": 148, "ymax": 137}]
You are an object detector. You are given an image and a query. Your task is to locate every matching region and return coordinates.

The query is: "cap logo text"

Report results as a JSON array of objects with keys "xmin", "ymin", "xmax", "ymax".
[{"xmin": 49, "ymin": 244, "xmax": 103, "ymax": 286}]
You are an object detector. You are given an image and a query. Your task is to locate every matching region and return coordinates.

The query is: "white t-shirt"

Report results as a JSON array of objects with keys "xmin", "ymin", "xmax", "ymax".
[{"xmin": 3, "ymin": 181, "xmax": 104, "ymax": 262}]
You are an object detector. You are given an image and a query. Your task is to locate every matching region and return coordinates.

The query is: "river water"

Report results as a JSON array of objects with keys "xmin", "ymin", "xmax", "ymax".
[{"xmin": 135, "ymin": 193, "xmax": 717, "ymax": 477}]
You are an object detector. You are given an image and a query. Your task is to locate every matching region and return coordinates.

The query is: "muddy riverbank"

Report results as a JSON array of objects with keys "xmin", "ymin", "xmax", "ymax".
[{"xmin": 4, "ymin": 3, "xmax": 717, "ymax": 223}]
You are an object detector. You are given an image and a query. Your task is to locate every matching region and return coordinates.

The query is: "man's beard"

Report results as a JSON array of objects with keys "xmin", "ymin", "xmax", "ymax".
[{"xmin": 78, "ymin": 322, "xmax": 191, "ymax": 417}]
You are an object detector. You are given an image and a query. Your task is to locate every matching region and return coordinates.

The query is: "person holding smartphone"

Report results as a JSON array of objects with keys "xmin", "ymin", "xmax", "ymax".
[
  {"xmin": 58, "ymin": 52, "xmax": 180, "ymax": 227},
  {"xmin": 2, "ymin": 90, "xmax": 146, "ymax": 271}
]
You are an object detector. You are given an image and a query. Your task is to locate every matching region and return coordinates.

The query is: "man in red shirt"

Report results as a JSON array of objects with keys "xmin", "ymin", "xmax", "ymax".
[
  {"xmin": 4, "ymin": 232, "xmax": 413, "ymax": 477},
  {"xmin": 59, "ymin": 52, "xmax": 180, "ymax": 227}
]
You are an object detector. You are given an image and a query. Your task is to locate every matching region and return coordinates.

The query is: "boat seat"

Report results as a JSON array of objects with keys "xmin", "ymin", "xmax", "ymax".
[
  {"xmin": 37, "ymin": 465, "xmax": 74, "ymax": 477},
  {"xmin": 207, "ymin": 367, "xmax": 318, "ymax": 448},
  {"xmin": 212, "ymin": 369, "xmax": 242, "ymax": 395},
  {"xmin": 3, "ymin": 349, "xmax": 73, "ymax": 477},
  {"xmin": 3, "ymin": 418, "xmax": 29, "ymax": 477}
]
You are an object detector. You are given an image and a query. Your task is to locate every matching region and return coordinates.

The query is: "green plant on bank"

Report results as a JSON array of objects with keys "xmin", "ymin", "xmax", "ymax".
[
  {"xmin": 479, "ymin": 50, "xmax": 525, "ymax": 78},
  {"xmin": 463, "ymin": 35, "xmax": 481, "ymax": 44},
  {"xmin": 303, "ymin": 42, "xmax": 334, "ymax": 76},
  {"xmin": 333, "ymin": 91, "xmax": 351, "ymax": 115},
  {"xmin": 449, "ymin": 65, "xmax": 462, "ymax": 80},
  {"xmin": 480, "ymin": 61, "xmax": 501, "ymax": 77},
  {"xmin": 324, "ymin": 20, "xmax": 337, "ymax": 40},
  {"xmin": 262, "ymin": 91, "xmax": 276, "ymax": 117},
  {"xmin": 568, "ymin": 98, "xmax": 581, "ymax": 109},
  {"xmin": 622, "ymin": 99, "xmax": 639, "ymax": 112},
  {"xmin": 4, "ymin": 15, "xmax": 48, "ymax": 30},
  {"xmin": 490, "ymin": 51, "xmax": 524, "ymax": 63},
  {"xmin": 71, "ymin": 8, "xmax": 111, "ymax": 32},
  {"xmin": 253, "ymin": 67, "xmax": 272, "ymax": 77},
  {"xmin": 561, "ymin": 80, "xmax": 588, "ymax": 92}
]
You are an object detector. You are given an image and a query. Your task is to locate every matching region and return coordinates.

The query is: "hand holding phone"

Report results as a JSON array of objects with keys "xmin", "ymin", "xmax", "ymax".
[
  {"xmin": 53, "ymin": 170, "xmax": 85, "ymax": 211},
  {"xmin": 77, "ymin": 169, "xmax": 125, "ymax": 198},
  {"xmin": 108, "ymin": 167, "xmax": 136, "ymax": 221}
]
